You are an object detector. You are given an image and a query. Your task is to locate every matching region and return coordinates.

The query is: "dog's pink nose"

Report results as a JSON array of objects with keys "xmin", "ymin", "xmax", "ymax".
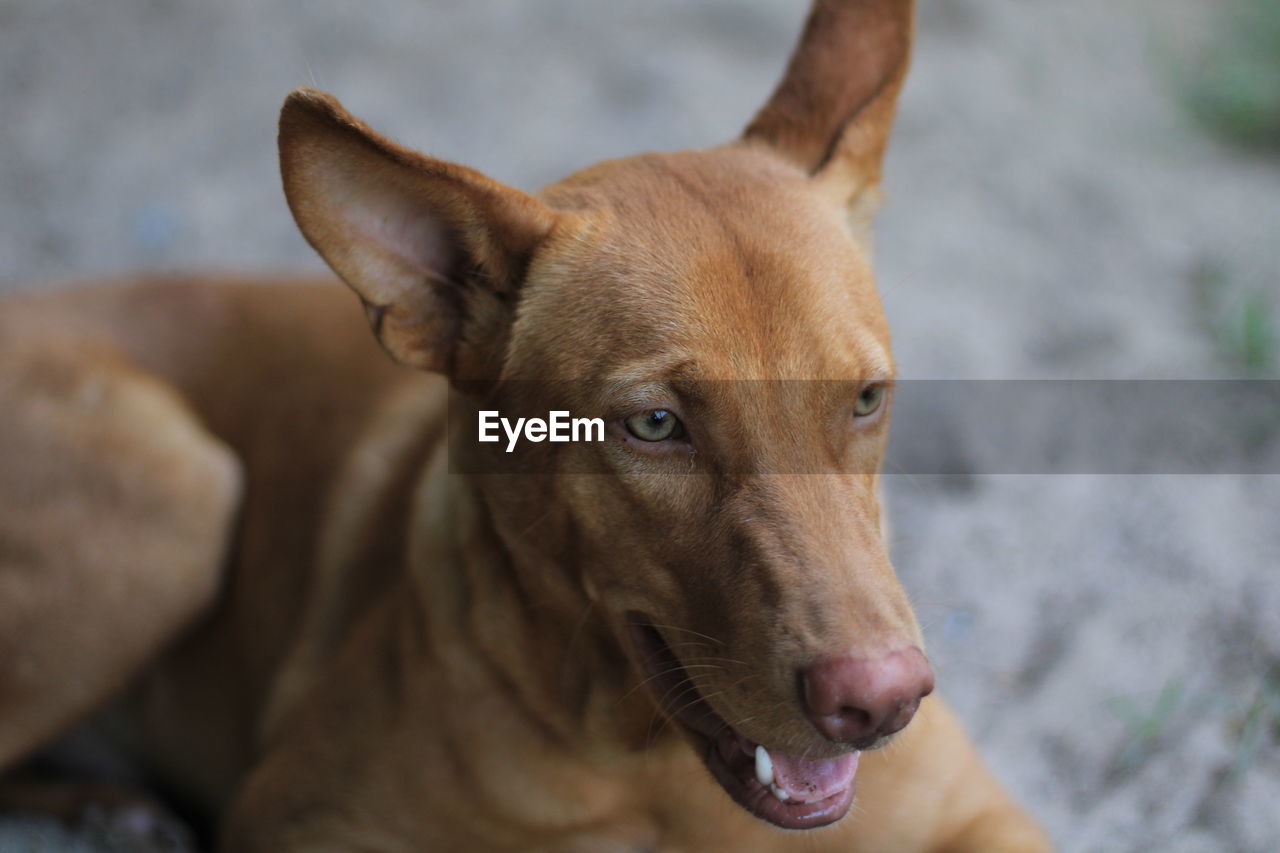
[{"xmin": 802, "ymin": 647, "xmax": 934, "ymax": 745}]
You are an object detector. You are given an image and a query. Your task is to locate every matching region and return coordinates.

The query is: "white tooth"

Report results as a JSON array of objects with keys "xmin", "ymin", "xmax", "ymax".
[
  {"xmin": 770, "ymin": 783, "xmax": 788, "ymax": 802},
  {"xmin": 754, "ymin": 745, "xmax": 774, "ymax": 787}
]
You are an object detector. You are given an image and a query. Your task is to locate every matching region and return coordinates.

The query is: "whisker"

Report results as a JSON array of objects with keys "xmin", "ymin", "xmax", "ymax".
[
  {"xmin": 619, "ymin": 662, "xmax": 727, "ymax": 704},
  {"xmin": 515, "ymin": 507, "xmax": 557, "ymax": 540},
  {"xmin": 879, "ymin": 264, "xmax": 928, "ymax": 301},
  {"xmin": 642, "ymin": 622, "xmax": 726, "ymax": 647},
  {"xmin": 558, "ymin": 598, "xmax": 598, "ymax": 698}
]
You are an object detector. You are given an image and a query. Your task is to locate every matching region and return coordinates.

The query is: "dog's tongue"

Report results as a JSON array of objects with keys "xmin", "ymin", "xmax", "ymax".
[{"xmin": 770, "ymin": 749, "xmax": 860, "ymax": 802}]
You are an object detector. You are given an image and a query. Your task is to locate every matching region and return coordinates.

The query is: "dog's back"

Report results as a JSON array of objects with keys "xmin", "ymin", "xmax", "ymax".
[{"xmin": 0, "ymin": 277, "xmax": 448, "ymax": 807}]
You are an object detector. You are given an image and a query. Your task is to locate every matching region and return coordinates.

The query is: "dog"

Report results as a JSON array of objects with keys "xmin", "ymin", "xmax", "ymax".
[{"xmin": 0, "ymin": 1, "xmax": 1050, "ymax": 849}]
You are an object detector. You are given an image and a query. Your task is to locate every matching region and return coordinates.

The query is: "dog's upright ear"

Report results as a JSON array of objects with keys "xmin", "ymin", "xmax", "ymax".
[
  {"xmin": 278, "ymin": 89, "xmax": 557, "ymax": 377},
  {"xmin": 744, "ymin": 0, "xmax": 913, "ymax": 207}
]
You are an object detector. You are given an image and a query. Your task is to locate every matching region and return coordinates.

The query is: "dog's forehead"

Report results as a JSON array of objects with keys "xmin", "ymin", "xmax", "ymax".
[{"xmin": 514, "ymin": 147, "xmax": 891, "ymax": 381}]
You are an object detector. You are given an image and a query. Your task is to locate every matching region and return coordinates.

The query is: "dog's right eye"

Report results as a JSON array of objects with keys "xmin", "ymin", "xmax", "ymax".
[{"xmin": 623, "ymin": 410, "xmax": 685, "ymax": 442}]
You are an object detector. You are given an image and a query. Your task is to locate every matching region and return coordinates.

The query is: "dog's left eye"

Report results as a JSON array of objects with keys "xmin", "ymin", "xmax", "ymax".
[
  {"xmin": 624, "ymin": 409, "xmax": 685, "ymax": 442},
  {"xmin": 854, "ymin": 383, "xmax": 886, "ymax": 418}
]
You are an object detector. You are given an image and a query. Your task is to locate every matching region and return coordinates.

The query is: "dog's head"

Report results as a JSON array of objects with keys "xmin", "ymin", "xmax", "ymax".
[{"xmin": 279, "ymin": 0, "xmax": 928, "ymax": 831}]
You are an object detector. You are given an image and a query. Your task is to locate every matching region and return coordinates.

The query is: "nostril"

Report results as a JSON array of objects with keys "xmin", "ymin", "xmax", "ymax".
[{"xmin": 835, "ymin": 705, "xmax": 871, "ymax": 729}]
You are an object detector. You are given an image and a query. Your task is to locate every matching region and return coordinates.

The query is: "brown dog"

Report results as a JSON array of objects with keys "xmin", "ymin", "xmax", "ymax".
[{"xmin": 0, "ymin": 1, "xmax": 1049, "ymax": 849}]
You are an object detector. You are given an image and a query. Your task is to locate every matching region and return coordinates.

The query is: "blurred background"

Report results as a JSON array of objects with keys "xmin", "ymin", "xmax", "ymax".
[{"xmin": 1, "ymin": 0, "xmax": 1278, "ymax": 850}]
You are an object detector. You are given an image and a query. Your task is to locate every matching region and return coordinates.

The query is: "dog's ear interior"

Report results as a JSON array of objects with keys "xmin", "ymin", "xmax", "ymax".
[
  {"xmin": 278, "ymin": 88, "xmax": 557, "ymax": 376},
  {"xmin": 743, "ymin": 0, "xmax": 913, "ymax": 206}
]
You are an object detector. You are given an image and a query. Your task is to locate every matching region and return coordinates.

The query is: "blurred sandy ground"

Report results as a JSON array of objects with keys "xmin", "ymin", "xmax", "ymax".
[{"xmin": 1, "ymin": 0, "xmax": 1278, "ymax": 850}]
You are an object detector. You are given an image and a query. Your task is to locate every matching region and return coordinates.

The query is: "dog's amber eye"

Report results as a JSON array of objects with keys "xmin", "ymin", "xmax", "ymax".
[
  {"xmin": 854, "ymin": 383, "xmax": 886, "ymax": 418},
  {"xmin": 624, "ymin": 409, "xmax": 685, "ymax": 442}
]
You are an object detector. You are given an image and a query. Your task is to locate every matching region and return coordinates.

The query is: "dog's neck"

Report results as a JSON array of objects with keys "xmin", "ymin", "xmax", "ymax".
[{"xmin": 405, "ymin": 452, "xmax": 658, "ymax": 751}]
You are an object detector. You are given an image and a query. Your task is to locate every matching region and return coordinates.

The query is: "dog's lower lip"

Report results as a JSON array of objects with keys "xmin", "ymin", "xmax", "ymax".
[{"xmin": 626, "ymin": 613, "xmax": 858, "ymax": 830}]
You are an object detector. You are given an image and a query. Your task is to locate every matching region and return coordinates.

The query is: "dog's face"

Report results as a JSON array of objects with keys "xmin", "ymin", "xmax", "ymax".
[{"xmin": 280, "ymin": 0, "xmax": 926, "ymax": 831}]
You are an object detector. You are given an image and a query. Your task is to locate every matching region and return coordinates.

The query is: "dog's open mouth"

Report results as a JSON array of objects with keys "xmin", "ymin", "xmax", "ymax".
[{"xmin": 627, "ymin": 614, "xmax": 858, "ymax": 830}]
